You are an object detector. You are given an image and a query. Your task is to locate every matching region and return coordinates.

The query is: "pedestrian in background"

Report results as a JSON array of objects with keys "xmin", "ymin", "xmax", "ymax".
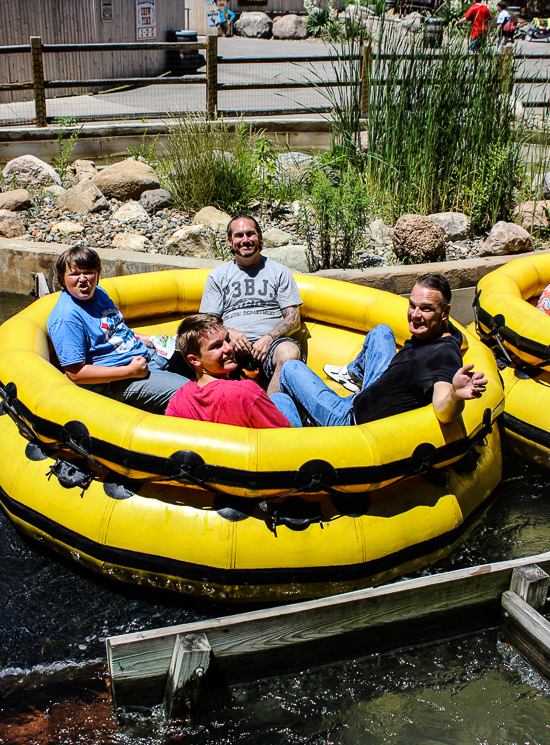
[{"xmin": 457, "ymin": 2, "xmax": 492, "ymax": 52}]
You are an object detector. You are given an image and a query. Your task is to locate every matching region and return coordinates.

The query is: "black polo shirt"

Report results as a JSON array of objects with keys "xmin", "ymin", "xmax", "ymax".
[{"xmin": 352, "ymin": 325, "xmax": 463, "ymax": 425}]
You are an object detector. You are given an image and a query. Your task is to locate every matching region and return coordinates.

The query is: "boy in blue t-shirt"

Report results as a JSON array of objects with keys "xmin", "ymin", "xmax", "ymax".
[{"xmin": 47, "ymin": 247, "xmax": 191, "ymax": 414}]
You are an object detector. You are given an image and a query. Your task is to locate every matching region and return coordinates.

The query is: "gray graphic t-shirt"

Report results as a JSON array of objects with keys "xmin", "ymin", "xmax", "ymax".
[{"xmin": 199, "ymin": 256, "xmax": 302, "ymax": 341}]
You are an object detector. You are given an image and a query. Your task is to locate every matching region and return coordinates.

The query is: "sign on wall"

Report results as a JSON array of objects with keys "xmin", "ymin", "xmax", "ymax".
[
  {"xmin": 101, "ymin": 0, "xmax": 113, "ymax": 22},
  {"xmin": 136, "ymin": 0, "xmax": 156, "ymax": 39}
]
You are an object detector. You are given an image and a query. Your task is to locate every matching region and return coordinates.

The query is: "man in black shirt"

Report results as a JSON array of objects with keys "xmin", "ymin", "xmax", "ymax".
[{"xmin": 279, "ymin": 274, "xmax": 487, "ymax": 426}]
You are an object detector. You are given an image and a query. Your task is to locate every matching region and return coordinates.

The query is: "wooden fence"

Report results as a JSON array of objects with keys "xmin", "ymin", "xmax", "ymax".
[{"xmin": 1, "ymin": 36, "xmax": 550, "ymax": 127}]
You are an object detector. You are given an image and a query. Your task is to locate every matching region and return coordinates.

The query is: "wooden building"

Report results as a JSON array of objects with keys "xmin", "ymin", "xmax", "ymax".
[{"xmin": 0, "ymin": 0, "xmax": 342, "ymax": 104}]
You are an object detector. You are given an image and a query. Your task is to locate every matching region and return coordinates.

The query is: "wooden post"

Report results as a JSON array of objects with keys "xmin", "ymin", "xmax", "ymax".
[
  {"xmin": 500, "ymin": 564, "xmax": 550, "ymax": 682},
  {"xmin": 510, "ymin": 564, "xmax": 549, "ymax": 610},
  {"xmin": 206, "ymin": 35, "xmax": 218, "ymax": 119},
  {"xmin": 30, "ymin": 37, "xmax": 47, "ymax": 128},
  {"xmin": 163, "ymin": 633, "xmax": 211, "ymax": 718},
  {"xmin": 360, "ymin": 44, "xmax": 372, "ymax": 121}
]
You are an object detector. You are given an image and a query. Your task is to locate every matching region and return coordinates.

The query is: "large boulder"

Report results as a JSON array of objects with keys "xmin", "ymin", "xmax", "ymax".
[
  {"xmin": 262, "ymin": 245, "xmax": 309, "ymax": 272},
  {"xmin": 2, "ymin": 155, "xmax": 61, "ymax": 188},
  {"xmin": 91, "ymin": 158, "xmax": 160, "ymax": 201},
  {"xmin": 428, "ymin": 212, "xmax": 472, "ymax": 242},
  {"xmin": 111, "ymin": 201, "xmax": 150, "ymax": 223},
  {"xmin": 68, "ymin": 159, "xmax": 99, "ymax": 181},
  {"xmin": 368, "ymin": 218, "xmax": 393, "ymax": 249},
  {"xmin": 262, "ymin": 228, "xmax": 296, "ymax": 248},
  {"xmin": 234, "ymin": 12, "xmax": 272, "ymax": 38},
  {"xmin": 193, "ymin": 206, "xmax": 231, "ymax": 233},
  {"xmin": 392, "ymin": 214, "xmax": 446, "ymax": 263},
  {"xmin": 112, "ymin": 232, "xmax": 152, "ymax": 252},
  {"xmin": 274, "ymin": 152, "xmax": 315, "ymax": 182},
  {"xmin": 272, "ymin": 14, "xmax": 308, "ymax": 39},
  {"xmin": 0, "ymin": 209, "xmax": 27, "ymax": 238},
  {"xmin": 162, "ymin": 225, "xmax": 216, "ymax": 257},
  {"xmin": 0, "ymin": 189, "xmax": 35, "ymax": 211},
  {"xmin": 56, "ymin": 179, "xmax": 109, "ymax": 214},
  {"xmin": 512, "ymin": 201, "xmax": 549, "ymax": 233},
  {"xmin": 531, "ymin": 172, "xmax": 550, "ymax": 200},
  {"xmin": 139, "ymin": 188, "xmax": 173, "ymax": 214},
  {"xmin": 479, "ymin": 221, "xmax": 532, "ymax": 257}
]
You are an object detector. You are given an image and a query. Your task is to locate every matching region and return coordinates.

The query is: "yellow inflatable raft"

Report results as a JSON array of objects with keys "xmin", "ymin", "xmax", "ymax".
[
  {"xmin": 0, "ymin": 270, "xmax": 503, "ymax": 601},
  {"xmin": 474, "ymin": 252, "xmax": 550, "ymax": 469}
]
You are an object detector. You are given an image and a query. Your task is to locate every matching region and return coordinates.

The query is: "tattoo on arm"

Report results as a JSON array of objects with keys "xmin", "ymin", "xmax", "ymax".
[{"xmin": 269, "ymin": 306, "xmax": 301, "ymax": 341}]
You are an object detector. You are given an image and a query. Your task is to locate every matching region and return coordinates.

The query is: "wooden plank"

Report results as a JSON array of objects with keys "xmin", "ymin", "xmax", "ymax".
[
  {"xmin": 163, "ymin": 633, "xmax": 211, "ymax": 718},
  {"xmin": 107, "ymin": 551, "xmax": 550, "ymax": 707},
  {"xmin": 510, "ymin": 564, "xmax": 549, "ymax": 610},
  {"xmin": 501, "ymin": 590, "xmax": 550, "ymax": 683},
  {"xmin": 30, "ymin": 37, "xmax": 46, "ymax": 127},
  {"xmin": 206, "ymin": 35, "xmax": 218, "ymax": 118}
]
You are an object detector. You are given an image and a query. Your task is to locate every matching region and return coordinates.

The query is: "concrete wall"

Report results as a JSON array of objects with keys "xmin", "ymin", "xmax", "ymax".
[{"xmin": 2, "ymin": 237, "xmax": 548, "ymax": 328}]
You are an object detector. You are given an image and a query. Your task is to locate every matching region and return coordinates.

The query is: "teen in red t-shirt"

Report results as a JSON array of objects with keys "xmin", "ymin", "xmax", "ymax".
[
  {"xmin": 165, "ymin": 313, "xmax": 301, "ymax": 428},
  {"xmin": 457, "ymin": 3, "xmax": 492, "ymax": 51}
]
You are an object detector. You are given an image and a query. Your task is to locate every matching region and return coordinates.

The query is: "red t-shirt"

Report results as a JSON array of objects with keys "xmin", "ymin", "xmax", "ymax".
[
  {"xmin": 465, "ymin": 3, "xmax": 492, "ymax": 38},
  {"xmin": 165, "ymin": 379, "xmax": 290, "ymax": 429}
]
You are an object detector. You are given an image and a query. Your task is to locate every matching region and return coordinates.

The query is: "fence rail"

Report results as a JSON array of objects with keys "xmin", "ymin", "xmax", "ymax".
[{"xmin": 1, "ymin": 36, "xmax": 549, "ymax": 127}]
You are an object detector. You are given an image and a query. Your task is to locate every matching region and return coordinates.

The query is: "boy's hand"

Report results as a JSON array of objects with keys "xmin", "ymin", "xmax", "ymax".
[{"xmin": 128, "ymin": 356, "xmax": 149, "ymax": 378}]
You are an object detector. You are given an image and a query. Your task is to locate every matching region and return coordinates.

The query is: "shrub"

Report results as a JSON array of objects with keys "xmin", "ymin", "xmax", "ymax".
[
  {"xmin": 162, "ymin": 114, "xmax": 259, "ymax": 213},
  {"xmin": 298, "ymin": 166, "xmax": 371, "ymax": 270}
]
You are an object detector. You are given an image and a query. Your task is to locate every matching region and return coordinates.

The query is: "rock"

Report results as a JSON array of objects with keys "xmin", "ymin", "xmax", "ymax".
[
  {"xmin": 139, "ymin": 188, "xmax": 173, "ymax": 214},
  {"xmin": 52, "ymin": 221, "xmax": 85, "ymax": 236},
  {"xmin": 91, "ymin": 157, "xmax": 160, "ymax": 201},
  {"xmin": 262, "ymin": 245, "xmax": 310, "ymax": 273},
  {"xmin": 274, "ymin": 152, "xmax": 315, "ymax": 181},
  {"xmin": 272, "ymin": 14, "xmax": 308, "ymax": 39},
  {"xmin": 368, "ymin": 218, "xmax": 393, "ymax": 248},
  {"xmin": 512, "ymin": 201, "xmax": 549, "ymax": 233},
  {"xmin": 73, "ymin": 159, "xmax": 98, "ymax": 181},
  {"xmin": 479, "ymin": 221, "xmax": 533, "ymax": 257},
  {"xmin": 56, "ymin": 179, "xmax": 109, "ymax": 214},
  {"xmin": 234, "ymin": 12, "xmax": 272, "ymax": 38},
  {"xmin": 392, "ymin": 214, "xmax": 446, "ymax": 263},
  {"xmin": 112, "ymin": 232, "xmax": 152, "ymax": 252},
  {"xmin": 0, "ymin": 209, "xmax": 27, "ymax": 237},
  {"xmin": 111, "ymin": 201, "xmax": 150, "ymax": 223},
  {"xmin": 162, "ymin": 225, "xmax": 216, "ymax": 257},
  {"xmin": 531, "ymin": 172, "xmax": 550, "ymax": 200},
  {"xmin": 262, "ymin": 227, "xmax": 296, "ymax": 248},
  {"xmin": 0, "ymin": 189, "xmax": 35, "ymax": 211},
  {"xmin": 400, "ymin": 11, "xmax": 422, "ymax": 29},
  {"xmin": 44, "ymin": 184, "xmax": 66, "ymax": 198},
  {"xmin": 193, "ymin": 206, "xmax": 231, "ymax": 233},
  {"xmin": 2, "ymin": 155, "xmax": 61, "ymax": 188},
  {"xmin": 428, "ymin": 212, "xmax": 472, "ymax": 242}
]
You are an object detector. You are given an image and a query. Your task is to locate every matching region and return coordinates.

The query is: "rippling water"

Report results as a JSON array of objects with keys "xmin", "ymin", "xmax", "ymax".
[{"xmin": 1, "ymin": 295, "xmax": 550, "ymax": 744}]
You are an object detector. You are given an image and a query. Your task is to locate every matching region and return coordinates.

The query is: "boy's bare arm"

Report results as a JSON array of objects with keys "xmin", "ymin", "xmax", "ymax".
[{"xmin": 63, "ymin": 356, "xmax": 149, "ymax": 385}]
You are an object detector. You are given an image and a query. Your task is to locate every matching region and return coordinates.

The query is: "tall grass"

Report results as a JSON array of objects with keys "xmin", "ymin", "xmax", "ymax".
[
  {"xmin": 162, "ymin": 114, "xmax": 259, "ymax": 213},
  {"xmin": 300, "ymin": 22, "xmax": 524, "ymax": 228},
  {"xmin": 364, "ymin": 26, "xmax": 523, "ymax": 224}
]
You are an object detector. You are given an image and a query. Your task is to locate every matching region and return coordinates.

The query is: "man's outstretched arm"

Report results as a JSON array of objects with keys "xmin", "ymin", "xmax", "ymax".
[{"xmin": 432, "ymin": 363, "xmax": 488, "ymax": 424}]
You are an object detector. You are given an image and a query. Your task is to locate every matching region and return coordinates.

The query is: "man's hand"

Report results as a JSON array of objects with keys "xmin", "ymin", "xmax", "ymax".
[
  {"xmin": 228, "ymin": 328, "xmax": 252, "ymax": 355},
  {"xmin": 452, "ymin": 363, "xmax": 487, "ymax": 400},
  {"xmin": 251, "ymin": 334, "xmax": 273, "ymax": 362}
]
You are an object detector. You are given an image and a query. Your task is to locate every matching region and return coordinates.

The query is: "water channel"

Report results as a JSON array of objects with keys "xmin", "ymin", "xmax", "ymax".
[{"xmin": 1, "ymin": 293, "xmax": 550, "ymax": 744}]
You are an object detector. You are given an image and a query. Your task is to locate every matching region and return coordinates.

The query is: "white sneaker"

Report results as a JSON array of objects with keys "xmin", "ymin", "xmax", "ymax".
[{"xmin": 323, "ymin": 364, "xmax": 361, "ymax": 393}]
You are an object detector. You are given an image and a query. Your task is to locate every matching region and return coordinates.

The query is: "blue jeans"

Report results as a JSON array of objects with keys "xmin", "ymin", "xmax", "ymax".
[
  {"xmin": 270, "ymin": 392, "xmax": 303, "ymax": 427},
  {"xmin": 280, "ymin": 325, "xmax": 396, "ymax": 427},
  {"xmin": 101, "ymin": 350, "xmax": 192, "ymax": 414}
]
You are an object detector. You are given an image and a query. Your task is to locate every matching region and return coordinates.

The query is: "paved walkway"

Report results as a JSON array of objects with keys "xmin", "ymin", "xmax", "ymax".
[{"xmin": 1, "ymin": 34, "xmax": 550, "ymax": 127}]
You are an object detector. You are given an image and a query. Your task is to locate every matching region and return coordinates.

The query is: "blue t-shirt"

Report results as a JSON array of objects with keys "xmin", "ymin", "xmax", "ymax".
[{"xmin": 47, "ymin": 286, "xmax": 148, "ymax": 368}]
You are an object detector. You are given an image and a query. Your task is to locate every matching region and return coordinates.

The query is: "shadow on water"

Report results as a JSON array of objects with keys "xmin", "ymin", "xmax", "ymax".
[{"xmin": 1, "ymin": 445, "xmax": 550, "ymax": 744}]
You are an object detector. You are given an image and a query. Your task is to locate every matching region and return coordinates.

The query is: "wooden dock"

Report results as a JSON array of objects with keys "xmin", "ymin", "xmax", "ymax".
[{"xmin": 106, "ymin": 551, "xmax": 550, "ymax": 715}]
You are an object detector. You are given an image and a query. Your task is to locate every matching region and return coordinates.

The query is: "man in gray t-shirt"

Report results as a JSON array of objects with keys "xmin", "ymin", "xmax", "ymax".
[{"xmin": 199, "ymin": 214, "xmax": 303, "ymax": 394}]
